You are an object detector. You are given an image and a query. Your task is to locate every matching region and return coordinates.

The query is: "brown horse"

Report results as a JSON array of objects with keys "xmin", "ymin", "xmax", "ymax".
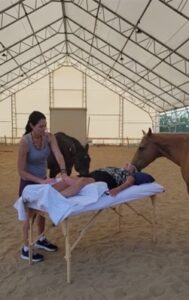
[{"xmin": 131, "ymin": 128, "xmax": 189, "ymax": 193}]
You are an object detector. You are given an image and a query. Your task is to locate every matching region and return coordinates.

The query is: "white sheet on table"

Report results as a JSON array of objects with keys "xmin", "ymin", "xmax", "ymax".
[
  {"xmin": 14, "ymin": 182, "xmax": 108, "ymax": 225},
  {"xmin": 14, "ymin": 182, "xmax": 165, "ymax": 225}
]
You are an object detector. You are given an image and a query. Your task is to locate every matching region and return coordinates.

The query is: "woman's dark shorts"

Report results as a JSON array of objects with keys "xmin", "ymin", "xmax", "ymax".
[
  {"xmin": 19, "ymin": 179, "xmax": 39, "ymax": 196},
  {"xmin": 87, "ymin": 170, "xmax": 117, "ymax": 189}
]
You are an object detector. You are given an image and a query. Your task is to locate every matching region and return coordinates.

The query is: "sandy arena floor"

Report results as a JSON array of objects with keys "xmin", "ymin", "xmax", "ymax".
[{"xmin": 1, "ymin": 144, "xmax": 189, "ymax": 300}]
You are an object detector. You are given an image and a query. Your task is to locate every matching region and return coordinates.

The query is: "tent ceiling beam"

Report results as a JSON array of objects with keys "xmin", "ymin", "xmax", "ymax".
[
  {"xmin": 66, "ymin": 18, "xmax": 189, "ymax": 103},
  {"xmin": 1, "ymin": 13, "xmax": 188, "ymax": 109},
  {"xmin": 60, "ymin": 0, "xmax": 69, "ymax": 54},
  {"xmin": 69, "ymin": 42, "xmax": 178, "ymax": 111},
  {"xmin": 159, "ymin": 0, "xmax": 189, "ymax": 20},
  {"xmin": 77, "ymin": 0, "xmax": 189, "ymax": 72},
  {"xmin": 72, "ymin": 57, "xmax": 162, "ymax": 111},
  {"xmin": 0, "ymin": 0, "xmax": 188, "ymax": 115},
  {"xmin": 20, "ymin": 1, "xmax": 51, "ymax": 73},
  {"xmin": 0, "ymin": 0, "xmax": 51, "ymax": 31}
]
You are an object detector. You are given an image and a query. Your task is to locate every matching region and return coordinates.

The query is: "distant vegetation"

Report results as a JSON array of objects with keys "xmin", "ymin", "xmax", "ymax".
[{"xmin": 160, "ymin": 109, "xmax": 189, "ymax": 132}]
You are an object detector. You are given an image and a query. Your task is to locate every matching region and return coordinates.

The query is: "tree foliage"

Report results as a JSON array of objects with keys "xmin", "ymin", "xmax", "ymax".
[{"xmin": 160, "ymin": 110, "xmax": 189, "ymax": 132}]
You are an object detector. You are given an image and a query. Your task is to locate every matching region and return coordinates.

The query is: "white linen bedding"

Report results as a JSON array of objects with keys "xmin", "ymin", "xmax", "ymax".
[{"xmin": 14, "ymin": 181, "xmax": 165, "ymax": 225}]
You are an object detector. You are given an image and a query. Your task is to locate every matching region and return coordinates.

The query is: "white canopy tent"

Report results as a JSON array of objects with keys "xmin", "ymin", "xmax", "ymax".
[{"xmin": 0, "ymin": 0, "xmax": 189, "ymax": 139}]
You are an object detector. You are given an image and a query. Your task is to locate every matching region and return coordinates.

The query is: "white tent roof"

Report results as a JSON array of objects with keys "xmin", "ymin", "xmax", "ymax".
[{"xmin": 0, "ymin": 0, "xmax": 189, "ymax": 116}]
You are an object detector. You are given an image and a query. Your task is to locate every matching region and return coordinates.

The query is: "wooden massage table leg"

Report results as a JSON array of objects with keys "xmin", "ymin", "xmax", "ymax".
[
  {"xmin": 62, "ymin": 219, "xmax": 71, "ymax": 283},
  {"xmin": 122, "ymin": 195, "xmax": 158, "ymax": 242},
  {"xmin": 61, "ymin": 211, "xmax": 103, "ymax": 283},
  {"xmin": 150, "ymin": 195, "xmax": 157, "ymax": 242}
]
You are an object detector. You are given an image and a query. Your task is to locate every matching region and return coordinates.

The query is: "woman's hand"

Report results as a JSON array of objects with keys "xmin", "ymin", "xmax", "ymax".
[{"xmin": 42, "ymin": 178, "xmax": 56, "ymax": 184}]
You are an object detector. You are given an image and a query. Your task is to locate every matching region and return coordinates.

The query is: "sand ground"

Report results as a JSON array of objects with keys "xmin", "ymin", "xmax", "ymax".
[{"xmin": 1, "ymin": 144, "xmax": 189, "ymax": 300}]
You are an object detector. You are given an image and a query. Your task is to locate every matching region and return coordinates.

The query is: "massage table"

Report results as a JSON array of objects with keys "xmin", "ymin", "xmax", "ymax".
[{"xmin": 14, "ymin": 181, "xmax": 164, "ymax": 283}]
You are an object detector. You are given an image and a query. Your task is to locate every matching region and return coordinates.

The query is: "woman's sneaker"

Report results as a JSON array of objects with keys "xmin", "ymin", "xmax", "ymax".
[
  {"xmin": 20, "ymin": 247, "xmax": 44, "ymax": 262},
  {"xmin": 35, "ymin": 238, "xmax": 58, "ymax": 252}
]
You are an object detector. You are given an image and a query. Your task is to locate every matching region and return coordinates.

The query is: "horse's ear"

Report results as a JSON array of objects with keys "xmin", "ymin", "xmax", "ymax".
[
  {"xmin": 147, "ymin": 128, "xmax": 152, "ymax": 136},
  {"xmin": 85, "ymin": 143, "xmax": 89, "ymax": 152},
  {"xmin": 142, "ymin": 128, "xmax": 152, "ymax": 136}
]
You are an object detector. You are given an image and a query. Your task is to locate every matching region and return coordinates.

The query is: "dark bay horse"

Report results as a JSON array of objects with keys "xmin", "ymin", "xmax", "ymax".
[
  {"xmin": 48, "ymin": 132, "xmax": 91, "ymax": 178},
  {"xmin": 131, "ymin": 128, "xmax": 189, "ymax": 193}
]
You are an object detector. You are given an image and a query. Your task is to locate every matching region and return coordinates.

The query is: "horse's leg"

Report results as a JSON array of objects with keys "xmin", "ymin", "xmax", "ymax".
[
  {"xmin": 66, "ymin": 165, "xmax": 72, "ymax": 176},
  {"xmin": 184, "ymin": 177, "xmax": 189, "ymax": 195},
  {"xmin": 49, "ymin": 168, "xmax": 58, "ymax": 178},
  {"xmin": 183, "ymin": 180, "xmax": 189, "ymax": 195},
  {"xmin": 180, "ymin": 164, "xmax": 189, "ymax": 195},
  {"xmin": 49, "ymin": 169, "xmax": 54, "ymax": 178}
]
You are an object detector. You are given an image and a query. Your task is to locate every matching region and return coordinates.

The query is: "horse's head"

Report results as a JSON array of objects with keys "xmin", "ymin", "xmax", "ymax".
[
  {"xmin": 73, "ymin": 143, "xmax": 91, "ymax": 176},
  {"xmin": 131, "ymin": 128, "xmax": 160, "ymax": 171},
  {"xmin": 49, "ymin": 132, "xmax": 91, "ymax": 177}
]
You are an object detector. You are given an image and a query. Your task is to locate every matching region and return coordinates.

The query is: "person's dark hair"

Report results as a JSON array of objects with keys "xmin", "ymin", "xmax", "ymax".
[{"xmin": 24, "ymin": 111, "xmax": 46, "ymax": 135}]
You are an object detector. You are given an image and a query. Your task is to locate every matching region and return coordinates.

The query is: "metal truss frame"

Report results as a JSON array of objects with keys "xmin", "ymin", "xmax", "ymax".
[{"xmin": 0, "ymin": 0, "xmax": 188, "ymax": 117}]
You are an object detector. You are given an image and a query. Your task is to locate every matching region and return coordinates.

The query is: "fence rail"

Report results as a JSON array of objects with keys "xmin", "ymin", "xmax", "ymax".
[
  {"xmin": 0, "ymin": 137, "xmax": 21, "ymax": 144},
  {"xmin": 88, "ymin": 137, "xmax": 141, "ymax": 146},
  {"xmin": 0, "ymin": 136, "xmax": 141, "ymax": 146}
]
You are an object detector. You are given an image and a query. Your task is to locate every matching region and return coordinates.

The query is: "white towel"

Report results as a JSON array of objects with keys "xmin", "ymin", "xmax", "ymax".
[
  {"xmin": 14, "ymin": 182, "xmax": 108, "ymax": 225},
  {"xmin": 70, "ymin": 181, "xmax": 108, "ymax": 205}
]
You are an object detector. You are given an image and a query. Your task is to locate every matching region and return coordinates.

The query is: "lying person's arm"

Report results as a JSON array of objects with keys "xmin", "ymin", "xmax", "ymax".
[
  {"xmin": 108, "ymin": 175, "xmax": 135, "ymax": 196},
  {"xmin": 108, "ymin": 172, "xmax": 155, "ymax": 197}
]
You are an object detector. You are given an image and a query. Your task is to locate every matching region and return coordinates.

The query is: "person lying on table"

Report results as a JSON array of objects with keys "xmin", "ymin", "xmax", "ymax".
[{"xmin": 52, "ymin": 163, "xmax": 155, "ymax": 198}]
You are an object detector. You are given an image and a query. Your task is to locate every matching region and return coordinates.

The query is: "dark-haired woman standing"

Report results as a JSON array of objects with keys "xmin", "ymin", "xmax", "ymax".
[{"xmin": 17, "ymin": 111, "xmax": 68, "ymax": 262}]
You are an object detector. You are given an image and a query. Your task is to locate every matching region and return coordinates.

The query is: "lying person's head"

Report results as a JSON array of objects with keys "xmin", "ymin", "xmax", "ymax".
[{"xmin": 123, "ymin": 163, "xmax": 138, "ymax": 175}]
